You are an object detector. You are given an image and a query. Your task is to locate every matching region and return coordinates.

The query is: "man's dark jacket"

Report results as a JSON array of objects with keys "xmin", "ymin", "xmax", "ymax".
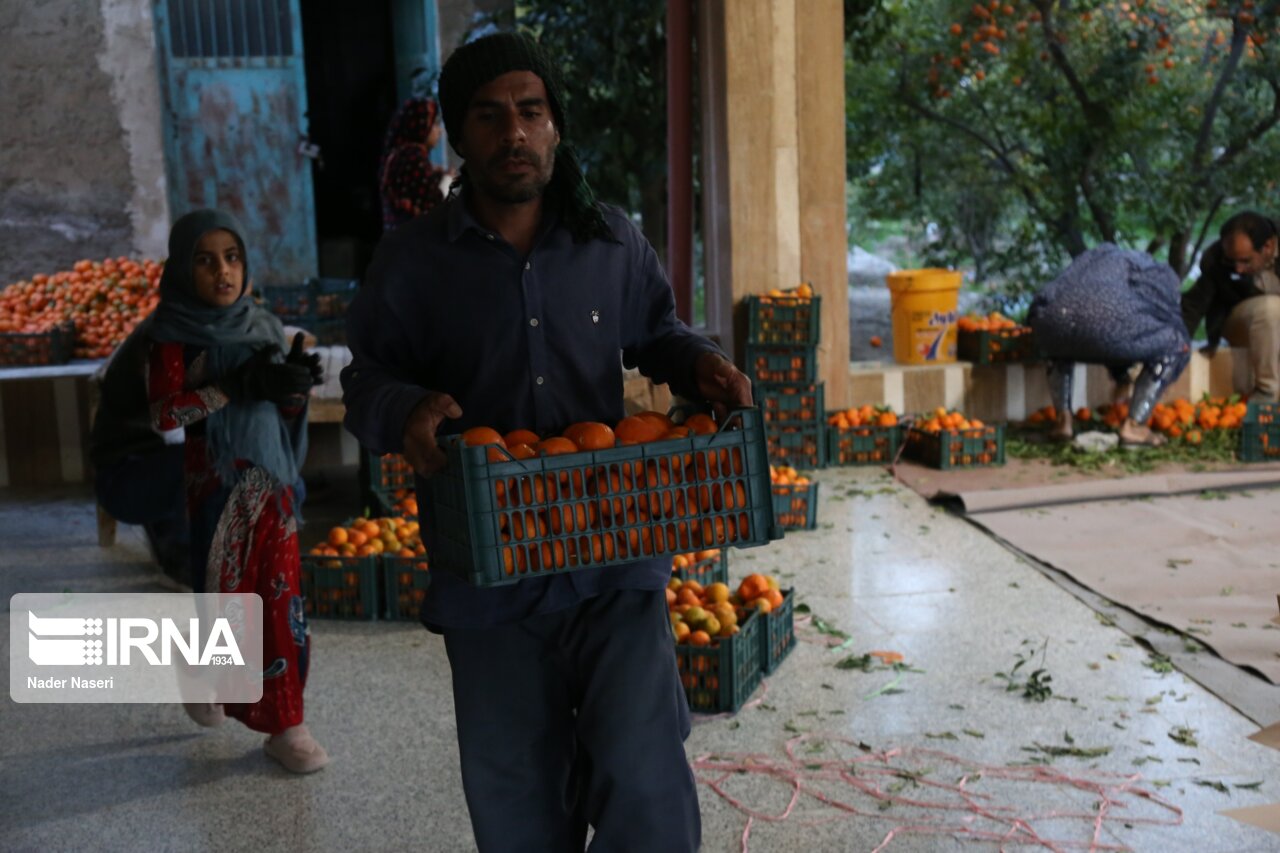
[{"xmin": 1182, "ymin": 236, "xmax": 1277, "ymax": 347}]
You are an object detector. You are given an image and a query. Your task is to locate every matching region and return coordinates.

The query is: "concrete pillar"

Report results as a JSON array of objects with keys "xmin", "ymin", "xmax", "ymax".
[{"xmin": 721, "ymin": 0, "xmax": 849, "ymax": 407}]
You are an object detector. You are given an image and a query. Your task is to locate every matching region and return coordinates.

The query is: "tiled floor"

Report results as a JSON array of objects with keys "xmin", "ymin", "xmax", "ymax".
[{"xmin": 3, "ymin": 466, "xmax": 1278, "ymax": 852}]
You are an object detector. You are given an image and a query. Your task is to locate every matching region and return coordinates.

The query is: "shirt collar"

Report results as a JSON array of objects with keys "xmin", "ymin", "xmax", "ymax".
[{"xmin": 445, "ymin": 191, "xmax": 563, "ymax": 247}]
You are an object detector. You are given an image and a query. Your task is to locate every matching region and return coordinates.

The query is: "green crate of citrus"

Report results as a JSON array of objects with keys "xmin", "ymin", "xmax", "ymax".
[
  {"xmin": 824, "ymin": 405, "xmax": 902, "ymax": 466},
  {"xmin": 381, "ymin": 553, "xmax": 431, "ymax": 621},
  {"xmin": 746, "ymin": 285, "xmax": 821, "ymax": 345},
  {"xmin": 771, "ymin": 481, "xmax": 818, "ymax": 530},
  {"xmin": 675, "ymin": 609, "xmax": 763, "ymax": 713},
  {"xmin": 956, "ymin": 313, "xmax": 1036, "ymax": 365},
  {"xmin": 757, "ymin": 382, "xmax": 824, "ymax": 425},
  {"xmin": 299, "ymin": 554, "xmax": 379, "ymax": 621},
  {"xmin": 746, "ymin": 344, "xmax": 818, "ymax": 384},
  {"xmin": 905, "ymin": 412, "xmax": 1005, "ymax": 470},
  {"xmin": 764, "ymin": 421, "xmax": 826, "ymax": 469},
  {"xmin": 0, "ymin": 321, "xmax": 75, "ymax": 367},
  {"xmin": 1241, "ymin": 401, "xmax": 1280, "ymax": 463},
  {"xmin": 759, "ymin": 588, "xmax": 795, "ymax": 674},
  {"xmin": 671, "ymin": 549, "xmax": 729, "ymax": 586},
  {"xmin": 425, "ymin": 408, "xmax": 781, "ymax": 588}
]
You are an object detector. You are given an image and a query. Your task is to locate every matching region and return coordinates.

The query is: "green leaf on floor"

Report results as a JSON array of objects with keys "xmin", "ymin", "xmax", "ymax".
[
  {"xmin": 1024, "ymin": 742, "xmax": 1112, "ymax": 759},
  {"xmin": 1145, "ymin": 654, "xmax": 1174, "ymax": 674},
  {"xmin": 925, "ymin": 731, "xmax": 958, "ymax": 740},
  {"xmin": 1194, "ymin": 779, "xmax": 1230, "ymax": 794},
  {"xmin": 1166, "ymin": 558, "xmax": 1192, "ymax": 569},
  {"xmin": 1169, "ymin": 726, "xmax": 1199, "ymax": 747},
  {"xmin": 1235, "ymin": 781, "xmax": 1264, "ymax": 790},
  {"xmin": 963, "ymin": 729, "xmax": 985, "ymax": 739}
]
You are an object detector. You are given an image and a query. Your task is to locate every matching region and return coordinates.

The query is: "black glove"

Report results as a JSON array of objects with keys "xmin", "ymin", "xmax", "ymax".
[
  {"xmin": 221, "ymin": 346, "xmax": 314, "ymax": 405},
  {"xmin": 284, "ymin": 331, "xmax": 324, "ymax": 386}
]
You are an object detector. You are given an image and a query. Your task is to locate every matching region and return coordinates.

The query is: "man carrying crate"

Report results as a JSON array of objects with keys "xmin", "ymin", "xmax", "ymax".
[{"xmin": 341, "ymin": 32, "xmax": 751, "ymax": 853}]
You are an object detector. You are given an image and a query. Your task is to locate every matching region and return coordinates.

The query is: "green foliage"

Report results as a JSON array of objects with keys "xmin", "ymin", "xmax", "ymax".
[
  {"xmin": 848, "ymin": 0, "xmax": 1280, "ymax": 298},
  {"xmin": 508, "ymin": 0, "xmax": 668, "ymax": 247}
]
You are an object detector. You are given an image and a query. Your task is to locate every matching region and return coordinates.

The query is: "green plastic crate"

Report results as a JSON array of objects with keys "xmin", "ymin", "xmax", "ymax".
[
  {"xmin": 672, "ymin": 549, "xmax": 729, "ymax": 586},
  {"xmin": 675, "ymin": 610, "xmax": 764, "ymax": 713},
  {"xmin": 957, "ymin": 326, "xmax": 1037, "ymax": 365},
  {"xmin": 1241, "ymin": 401, "xmax": 1280, "ymax": 463},
  {"xmin": 364, "ymin": 451, "xmax": 417, "ymax": 517},
  {"xmin": 760, "ymin": 588, "xmax": 796, "ymax": 674},
  {"xmin": 772, "ymin": 481, "xmax": 818, "ymax": 530},
  {"xmin": 757, "ymin": 382, "xmax": 824, "ymax": 426},
  {"xmin": 260, "ymin": 278, "xmax": 357, "ymax": 343},
  {"xmin": 765, "ymin": 421, "xmax": 826, "ymax": 469},
  {"xmin": 824, "ymin": 420, "xmax": 902, "ymax": 466},
  {"xmin": 746, "ymin": 344, "xmax": 818, "ymax": 384},
  {"xmin": 425, "ymin": 408, "xmax": 781, "ymax": 587},
  {"xmin": 381, "ymin": 553, "xmax": 432, "ymax": 621},
  {"xmin": 299, "ymin": 554, "xmax": 379, "ymax": 621},
  {"xmin": 904, "ymin": 424, "xmax": 1005, "ymax": 469},
  {"xmin": 746, "ymin": 294, "xmax": 821, "ymax": 345},
  {"xmin": 0, "ymin": 321, "xmax": 75, "ymax": 366}
]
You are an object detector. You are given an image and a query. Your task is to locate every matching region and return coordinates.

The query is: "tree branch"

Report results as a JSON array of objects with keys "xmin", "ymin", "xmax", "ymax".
[
  {"xmin": 1192, "ymin": 16, "xmax": 1255, "ymax": 168},
  {"xmin": 1031, "ymin": 0, "xmax": 1106, "ymax": 124},
  {"xmin": 1212, "ymin": 76, "xmax": 1280, "ymax": 173}
]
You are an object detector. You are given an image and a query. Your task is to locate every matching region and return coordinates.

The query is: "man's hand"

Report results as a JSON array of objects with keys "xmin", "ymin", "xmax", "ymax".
[
  {"xmin": 402, "ymin": 392, "xmax": 463, "ymax": 477},
  {"xmin": 694, "ymin": 352, "xmax": 753, "ymax": 423}
]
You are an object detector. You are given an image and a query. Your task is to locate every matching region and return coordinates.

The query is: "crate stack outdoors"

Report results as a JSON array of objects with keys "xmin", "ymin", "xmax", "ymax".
[{"xmin": 745, "ymin": 286, "xmax": 823, "ymax": 532}]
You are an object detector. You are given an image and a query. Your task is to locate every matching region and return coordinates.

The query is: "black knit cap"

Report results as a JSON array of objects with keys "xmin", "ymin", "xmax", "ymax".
[
  {"xmin": 439, "ymin": 32, "xmax": 568, "ymax": 154},
  {"xmin": 438, "ymin": 31, "xmax": 615, "ymax": 243}
]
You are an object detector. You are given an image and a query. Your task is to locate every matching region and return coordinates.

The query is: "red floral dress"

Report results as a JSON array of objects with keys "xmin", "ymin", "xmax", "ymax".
[{"xmin": 148, "ymin": 341, "xmax": 308, "ymax": 734}]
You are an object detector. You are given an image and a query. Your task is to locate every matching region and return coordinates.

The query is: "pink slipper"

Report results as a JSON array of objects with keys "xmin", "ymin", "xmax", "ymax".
[
  {"xmin": 182, "ymin": 702, "xmax": 226, "ymax": 728},
  {"xmin": 264, "ymin": 724, "xmax": 330, "ymax": 774}
]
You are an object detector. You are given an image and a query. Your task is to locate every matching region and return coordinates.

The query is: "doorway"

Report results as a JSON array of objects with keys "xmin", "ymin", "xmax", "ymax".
[{"xmin": 299, "ymin": 2, "xmax": 400, "ymax": 280}]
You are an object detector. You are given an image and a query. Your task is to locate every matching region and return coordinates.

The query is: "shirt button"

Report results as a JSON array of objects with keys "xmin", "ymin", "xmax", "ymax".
[
  {"xmin": 486, "ymin": 234, "xmax": 495, "ymax": 241},
  {"xmin": 536, "ymin": 376, "xmax": 545, "ymax": 385},
  {"xmin": 524, "ymin": 261, "xmax": 531, "ymax": 270},
  {"xmin": 529, "ymin": 318, "xmax": 539, "ymax": 327}
]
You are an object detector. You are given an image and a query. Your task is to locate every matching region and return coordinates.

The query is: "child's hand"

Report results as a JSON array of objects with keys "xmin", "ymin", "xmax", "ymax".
[
  {"xmin": 285, "ymin": 331, "xmax": 324, "ymax": 386},
  {"xmin": 221, "ymin": 347, "xmax": 313, "ymax": 404}
]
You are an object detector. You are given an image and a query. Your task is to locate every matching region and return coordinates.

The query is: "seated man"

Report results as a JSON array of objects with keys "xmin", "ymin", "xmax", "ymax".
[{"xmin": 1182, "ymin": 210, "xmax": 1280, "ymax": 401}]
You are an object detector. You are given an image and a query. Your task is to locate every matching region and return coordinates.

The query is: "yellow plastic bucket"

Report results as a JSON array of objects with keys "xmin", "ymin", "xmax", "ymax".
[{"xmin": 885, "ymin": 268, "xmax": 963, "ymax": 364}]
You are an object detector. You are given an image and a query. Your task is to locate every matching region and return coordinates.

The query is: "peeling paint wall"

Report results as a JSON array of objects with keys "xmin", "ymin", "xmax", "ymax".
[
  {"xmin": 0, "ymin": 0, "xmax": 167, "ymax": 285},
  {"xmin": 98, "ymin": 0, "xmax": 169, "ymax": 260}
]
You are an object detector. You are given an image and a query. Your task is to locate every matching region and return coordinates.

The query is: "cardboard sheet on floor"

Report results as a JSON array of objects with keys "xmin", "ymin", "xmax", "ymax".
[
  {"xmin": 1219, "ymin": 803, "xmax": 1280, "ymax": 835},
  {"xmin": 892, "ymin": 457, "xmax": 1280, "ymax": 511},
  {"xmin": 1250, "ymin": 722, "xmax": 1280, "ymax": 752},
  {"xmin": 967, "ymin": 489, "xmax": 1280, "ymax": 684}
]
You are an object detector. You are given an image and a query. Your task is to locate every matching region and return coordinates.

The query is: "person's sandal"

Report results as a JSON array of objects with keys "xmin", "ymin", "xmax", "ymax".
[
  {"xmin": 182, "ymin": 702, "xmax": 226, "ymax": 728},
  {"xmin": 1119, "ymin": 431, "xmax": 1167, "ymax": 448},
  {"xmin": 264, "ymin": 725, "xmax": 330, "ymax": 774}
]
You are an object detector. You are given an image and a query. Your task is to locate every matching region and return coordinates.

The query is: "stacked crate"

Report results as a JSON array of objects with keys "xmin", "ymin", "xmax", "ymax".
[{"xmin": 745, "ymin": 287, "xmax": 825, "ymax": 469}]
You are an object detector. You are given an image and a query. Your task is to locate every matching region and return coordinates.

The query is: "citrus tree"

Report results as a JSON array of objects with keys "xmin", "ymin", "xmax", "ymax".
[{"xmin": 848, "ymin": 0, "xmax": 1280, "ymax": 299}]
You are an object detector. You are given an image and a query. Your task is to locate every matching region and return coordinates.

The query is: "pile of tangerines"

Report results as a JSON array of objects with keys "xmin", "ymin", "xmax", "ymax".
[
  {"xmin": 758, "ymin": 282, "xmax": 814, "ymax": 302},
  {"xmin": 0, "ymin": 257, "xmax": 163, "ymax": 360},
  {"xmin": 913, "ymin": 407, "xmax": 988, "ymax": 433},
  {"xmin": 1028, "ymin": 396, "xmax": 1250, "ymax": 444},
  {"xmin": 826, "ymin": 404, "xmax": 899, "ymax": 430},
  {"xmin": 671, "ymin": 549, "xmax": 722, "ymax": 576},
  {"xmin": 458, "ymin": 410, "xmax": 719, "ymax": 462},
  {"xmin": 667, "ymin": 571, "xmax": 785, "ymax": 647},
  {"xmin": 956, "ymin": 311, "xmax": 1025, "ymax": 333},
  {"xmin": 769, "ymin": 465, "xmax": 811, "ymax": 487},
  {"xmin": 310, "ymin": 516, "xmax": 425, "ymax": 561}
]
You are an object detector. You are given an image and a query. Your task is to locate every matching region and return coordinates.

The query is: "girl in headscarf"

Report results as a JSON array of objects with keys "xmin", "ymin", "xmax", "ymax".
[
  {"xmin": 146, "ymin": 209, "xmax": 329, "ymax": 773},
  {"xmin": 379, "ymin": 96, "xmax": 452, "ymax": 231}
]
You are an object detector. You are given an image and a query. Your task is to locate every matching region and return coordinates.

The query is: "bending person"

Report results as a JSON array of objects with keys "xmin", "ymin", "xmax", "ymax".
[{"xmin": 1028, "ymin": 244, "xmax": 1190, "ymax": 446}]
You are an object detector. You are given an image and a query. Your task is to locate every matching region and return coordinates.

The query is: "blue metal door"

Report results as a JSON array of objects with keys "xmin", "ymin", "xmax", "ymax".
[
  {"xmin": 154, "ymin": 0, "xmax": 317, "ymax": 284},
  {"xmin": 390, "ymin": 0, "xmax": 445, "ymax": 163}
]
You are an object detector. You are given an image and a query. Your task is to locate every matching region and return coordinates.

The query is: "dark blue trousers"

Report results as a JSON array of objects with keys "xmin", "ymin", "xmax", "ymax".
[
  {"xmin": 94, "ymin": 446, "xmax": 189, "ymax": 582},
  {"xmin": 442, "ymin": 589, "xmax": 700, "ymax": 853}
]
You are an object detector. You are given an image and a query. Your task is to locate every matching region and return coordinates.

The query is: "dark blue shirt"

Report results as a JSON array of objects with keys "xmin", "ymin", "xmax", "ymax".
[{"xmin": 341, "ymin": 195, "xmax": 722, "ymax": 630}]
